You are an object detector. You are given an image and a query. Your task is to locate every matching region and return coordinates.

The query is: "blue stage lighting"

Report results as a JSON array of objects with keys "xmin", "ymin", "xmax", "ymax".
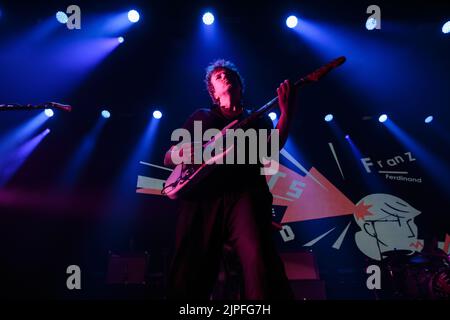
[
  {"xmin": 366, "ymin": 17, "xmax": 377, "ymax": 30},
  {"xmin": 45, "ymin": 109, "xmax": 54, "ymax": 117},
  {"xmin": 118, "ymin": 36, "xmax": 124, "ymax": 43},
  {"xmin": 442, "ymin": 21, "xmax": 450, "ymax": 34},
  {"xmin": 202, "ymin": 12, "xmax": 214, "ymax": 25},
  {"xmin": 378, "ymin": 114, "xmax": 388, "ymax": 123},
  {"xmin": 424, "ymin": 115, "xmax": 433, "ymax": 123},
  {"xmin": 153, "ymin": 110, "xmax": 162, "ymax": 119},
  {"xmin": 128, "ymin": 10, "xmax": 140, "ymax": 23},
  {"xmin": 324, "ymin": 114, "xmax": 333, "ymax": 122},
  {"xmin": 268, "ymin": 112, "xmax": 277, "ymax": 121},
  {"xmin": 286, "ymin": 16, "xmax": 298, "ymax": 29},
  {"xmin": 101, "ymin": 110, "xmax": 111, "ymax": 119},
  {"xmin": 345, "ymin": 134, "xmax": 350, "ymax": 139},
  {"xmin": 56, "ymin": 11, "xmax": 68, "ymax": 24}
]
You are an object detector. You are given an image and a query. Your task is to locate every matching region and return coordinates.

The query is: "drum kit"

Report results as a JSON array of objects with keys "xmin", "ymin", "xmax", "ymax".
[{"xmin": 381, "ymin": 249, "xmax": 450, "ymax": 299}]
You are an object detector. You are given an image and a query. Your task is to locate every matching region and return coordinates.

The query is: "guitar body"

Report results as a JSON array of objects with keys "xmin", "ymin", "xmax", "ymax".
[
  {"xmin": 162, "ymin": 163, "xmax": 206, "ymax": 200},
  {"xmin": 162, "ymin": 120, "xmax": 237, "ymax": 199}
]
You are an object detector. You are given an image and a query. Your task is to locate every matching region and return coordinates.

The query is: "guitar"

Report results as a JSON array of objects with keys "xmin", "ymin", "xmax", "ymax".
[{"xmin": 161, "ymin": 56, "xmax": 346, "ymax": 200}]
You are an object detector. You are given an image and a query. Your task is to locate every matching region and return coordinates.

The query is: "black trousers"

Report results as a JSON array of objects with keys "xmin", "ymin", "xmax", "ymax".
[{"xmin": 167, "ymin": 187, "xmax": 293, "ymax": 300}]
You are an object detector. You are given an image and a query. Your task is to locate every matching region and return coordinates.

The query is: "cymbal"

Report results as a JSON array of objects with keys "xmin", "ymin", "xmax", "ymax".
[{"xmin": 382, "ymin": 249, "xmax": 414, "ymax": 258}]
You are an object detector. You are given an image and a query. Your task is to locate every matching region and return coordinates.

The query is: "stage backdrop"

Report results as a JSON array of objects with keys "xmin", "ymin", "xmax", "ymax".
[{"xmin": 137, "ymin": 119, "xmax": 450, "ymax": 299}]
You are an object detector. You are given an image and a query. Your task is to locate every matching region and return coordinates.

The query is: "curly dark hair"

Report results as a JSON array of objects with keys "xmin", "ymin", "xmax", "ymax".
[{"xmin": 204, "ymin": 59, "xmax": 245, "ymax": 104}]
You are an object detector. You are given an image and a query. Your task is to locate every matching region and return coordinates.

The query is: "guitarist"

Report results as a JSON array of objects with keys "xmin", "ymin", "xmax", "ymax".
[{"xmin": 165, "ymin": 59, "xmax": 298, "ymax": 299}]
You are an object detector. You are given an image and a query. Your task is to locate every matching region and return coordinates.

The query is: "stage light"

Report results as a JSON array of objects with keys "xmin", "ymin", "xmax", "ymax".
[
  {"xmin": 118, "ymin": 36, "xmax": 124, "ymax": 43},
  {"xmin": 202, "ymin": 12, "xmax": 214, "ymax": 25},
  {"xmin": 128, "ymin": 10, "xmax": 140, "ymax": 23},
  {"xmin": 345, "ymin": 134, "xmax": 350, "ymax": 139},
  {"xmin": 286, "ymin": 15, "xmax": 298, "ymax": 29},
  {"xmin": 101, "ymin": 110, "xmax": 111, "ymax": 119},
  {"xmin": 56, "ymin": 11, "xmax": 68, "ymax": 24},
  {"xmin": 366, "ymin": 17, "xmax": 377, "ymax": 30},
  {"xmin": 442, "ymin": 21, "xmax": 450, "ymax": 34},
  {"xmin": 268, "ymin": 112, "xmax": 277, "ymax": 121},
  {"xmin": 324, "ymin": 114, "xmax": 333, "ymax": 122},
  {"xmin": 425, "ymin": 115, "xmax": 433, "ymax": 123},
  {"xmin": 45, "ymin": 109, "xmax": 54, "ymax": 117},
  {"xmin": 378, "ymin": 114, "xmax": 388, "ymax": 123},
  {"xmin": 153, "ymin": 110, "xmax": 162, "ymax": 119}
]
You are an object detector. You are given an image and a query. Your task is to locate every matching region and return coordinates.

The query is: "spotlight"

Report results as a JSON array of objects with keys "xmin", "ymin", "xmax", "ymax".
[
  {"xmin": 286, "ymin": 15, "xmax": 298, "ymax": 29},
  {"xmin": 378, "ymin": 114, "xmax": 388, "ymax": 123},
  {"xmin": 56, "ymin": 11, "xmax": 68, "ymax": 24},
  {"xmin": 101, "ymin": 110, "xmax": 111, "ymax": 119},
  {"xmin": 45, "ymin": 109, "xmax": 54, "ymax": 117},
  {"xmin": 202, "ymin": 12, "xmax": 214, "ymax": 25},
  {"xmin": 345, "ymin": 134, "xmax": 350, "ymax": 139},
  {"xmin": 268, "ymin": 112, "xmax": 277, "ymax": 121},
  {"xmin": 366, "ymin": 17, "xmax": 377, "ymax": 30},
  {"xmin": 118, "ymin": 36, "xmax": 124, "ymax": 43},
  {"xmin": 153, "ymin": 110, "xmax": 162, "ymax": 119},
  {"xmin": 324, "ymin": 114, "xmax": 333, "ymax": 122},
  {"xmin": 424, "ymin": 115, "xmax": 433, "ymax": 124},
  {"xmin": 442, "ymin": 21, "xmax": 450, "ymax": 34},
  {"xmin": 128, "ymin": 10, "xmax": 140, "ymax": 23}
]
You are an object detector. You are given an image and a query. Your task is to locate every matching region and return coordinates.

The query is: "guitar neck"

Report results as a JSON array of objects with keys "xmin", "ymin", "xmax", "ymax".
[{"xmin": 232, "ymin": 56, "xmax": 346, "ymax": 130}]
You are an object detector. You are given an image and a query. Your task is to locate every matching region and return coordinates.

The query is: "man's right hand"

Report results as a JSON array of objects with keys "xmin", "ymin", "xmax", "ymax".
[{"xmin": 177, "ymin": 143, "xmax": 195, "ymax": 164}]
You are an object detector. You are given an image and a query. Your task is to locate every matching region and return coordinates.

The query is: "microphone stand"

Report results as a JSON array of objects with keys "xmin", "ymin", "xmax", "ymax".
[{"xmin": 0, "ymin": 102, "xmax": 72, "ymax": 112}]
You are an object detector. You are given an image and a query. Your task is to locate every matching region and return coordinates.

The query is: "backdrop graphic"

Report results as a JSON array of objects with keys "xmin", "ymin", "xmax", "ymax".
[{"xmin": 137, "ymin": 138, "xmax": 450, "ymax": 298}]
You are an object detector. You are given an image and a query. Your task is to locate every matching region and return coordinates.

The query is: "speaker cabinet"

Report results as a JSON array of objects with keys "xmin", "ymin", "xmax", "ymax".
[{"xmin": 280, "ymin": 251, "xmax": 327, "ymax": 300}]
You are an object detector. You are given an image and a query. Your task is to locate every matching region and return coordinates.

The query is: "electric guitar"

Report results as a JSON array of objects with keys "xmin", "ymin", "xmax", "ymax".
[{"xmin": 161, "ymin": 56, "xmax": 346, "ymax": 199}]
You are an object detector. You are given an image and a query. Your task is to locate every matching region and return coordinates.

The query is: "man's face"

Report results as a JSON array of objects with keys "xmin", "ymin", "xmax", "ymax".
[{"xmin": 211, "ymin": 68, "xmax": 241, "ymax": 101}]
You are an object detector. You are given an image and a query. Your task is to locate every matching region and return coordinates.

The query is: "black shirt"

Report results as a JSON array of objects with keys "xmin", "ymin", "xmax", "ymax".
[{"xmin": 180, "ymin": 105, "xmax": 274, "ymax": 198}]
